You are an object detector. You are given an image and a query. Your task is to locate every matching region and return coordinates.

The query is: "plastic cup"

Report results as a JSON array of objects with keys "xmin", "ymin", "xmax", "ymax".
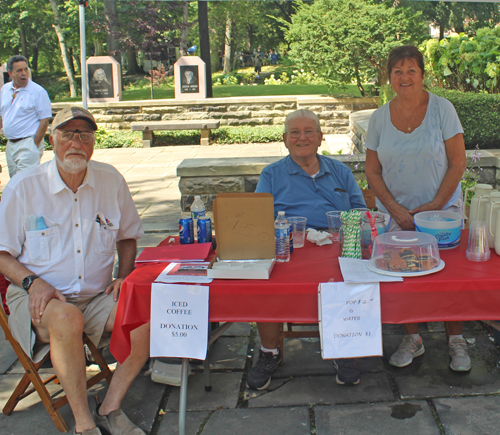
[
  {"xmin": 288, "ymin": 216, "xmax": 307, "ymax": 248},
  {"xmin": 466, "ymin": 221, "xmax": 491, "ymax": 261},
  {"xmin": 326, "ymin": 211, "xmax": 342, "ymax": 242}
]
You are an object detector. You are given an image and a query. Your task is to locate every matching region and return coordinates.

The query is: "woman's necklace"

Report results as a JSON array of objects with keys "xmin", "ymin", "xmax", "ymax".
[{"xmin": 396, "ymin": 94, "xmax": 422, "ymax": 132}]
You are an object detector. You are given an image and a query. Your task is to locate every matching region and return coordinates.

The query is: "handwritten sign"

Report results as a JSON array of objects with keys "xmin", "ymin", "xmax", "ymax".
[
  {"xmin": 318, "ymin": 282, "xmax": 382, "ymax": 359},
  {"xmin": 150, "ymin": 283, "xmax": 209, "ymax": 360}
]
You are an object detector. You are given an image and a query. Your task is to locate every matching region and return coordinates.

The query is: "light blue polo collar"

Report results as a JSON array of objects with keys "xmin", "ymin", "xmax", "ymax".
[{"xmin": 285, "ymin": 154, "xmax": 329, "ymax": 177}]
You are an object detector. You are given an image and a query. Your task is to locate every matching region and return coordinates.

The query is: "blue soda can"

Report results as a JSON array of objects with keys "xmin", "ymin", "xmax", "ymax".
[
  {"xmin": 179, "ymin": 218, "xmax": 194, "ymax": 244},
  {"xmin": 197, "ymin": 217, "xmax": 212, "ymax": 243}
]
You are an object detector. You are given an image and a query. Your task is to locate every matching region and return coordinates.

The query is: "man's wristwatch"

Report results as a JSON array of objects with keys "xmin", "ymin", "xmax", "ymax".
[{"xmin": 22, "ymin": 275, "xmax": 39, "ymax": 292}]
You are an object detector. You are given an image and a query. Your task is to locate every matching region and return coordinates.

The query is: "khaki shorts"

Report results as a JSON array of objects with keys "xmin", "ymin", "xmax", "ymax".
[{"xmin": 7, "ymin": 284, "xmax": 115, "ymax": 363}]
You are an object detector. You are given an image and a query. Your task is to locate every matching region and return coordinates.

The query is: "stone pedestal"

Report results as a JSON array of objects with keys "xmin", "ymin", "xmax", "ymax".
[
  {"xmin": 87, "ymin": 56, "xmax": 122, "ymax": 104},
  {"xmin": 174, "ymin": 56, "xmax": 206, "ymax": 100},
  {"xmin": 0, "ymin": 64, "xmax": 9, "ymax": 89}
]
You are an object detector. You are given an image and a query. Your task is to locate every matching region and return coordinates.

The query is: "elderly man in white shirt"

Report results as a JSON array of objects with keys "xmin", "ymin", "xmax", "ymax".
[
  {"xmin": 0, "ymin": 107, "xmax": 149, "ymax": 435},
  {"xmin": 0, "ymin": 55, "xmax": 52, "ymax": 177}
]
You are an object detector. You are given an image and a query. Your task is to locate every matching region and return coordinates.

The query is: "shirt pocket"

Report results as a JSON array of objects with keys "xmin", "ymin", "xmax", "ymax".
[
  {"xmin": 333, "ymin": 190, "xmax": 351, "ymax": 209},
  {"xmin": 25, "ymin": 224, "xmax": 62, "ymax": 265},
  {"xmin": 94, "ymin": 213, "xmax": 119, "ymax": 256}
]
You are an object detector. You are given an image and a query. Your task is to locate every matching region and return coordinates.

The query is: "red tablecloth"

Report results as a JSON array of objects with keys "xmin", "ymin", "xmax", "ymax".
[{"xmin": 110, "ymin": 232, "xmax": 500, "ymax": 363}]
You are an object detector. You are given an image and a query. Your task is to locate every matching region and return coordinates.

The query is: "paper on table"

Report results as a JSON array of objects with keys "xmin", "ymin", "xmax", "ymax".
[
  {"xmin": 339, "ymin": 257, "xmax": 403, "ymax": 282},
  {"xmin": 135, "ymin": 243, "xmax": 212, "ymax": 264},
  {"xmin": 155, "ymin": 262, "xmax": 213, "ymax": 284}
]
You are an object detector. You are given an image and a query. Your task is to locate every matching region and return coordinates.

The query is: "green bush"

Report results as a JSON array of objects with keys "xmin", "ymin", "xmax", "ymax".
[
  {"xmin": 422, "ymin": 27, "xmax": 500, "ymax": 93},
  {"xmin": 94, "ymin": 128, "xmax": 142, "ymax": 149},
  {"xmin": 145, "ymin": 126, "xmax": 284, "ymax": 146},
  {"xmin": 290, "ymin": 70, "xmax": 326, "ymax": 85},
  {"xmin": 430, "ymin": 88, "xmax": 500, "ymax": 149},
  {"xmin": 264, "ymin": 72, "xmax": 290, "ymax": 85},
  {"xmin": 211, "ymin": 126, "xmax": 283, "ymax": 144}
]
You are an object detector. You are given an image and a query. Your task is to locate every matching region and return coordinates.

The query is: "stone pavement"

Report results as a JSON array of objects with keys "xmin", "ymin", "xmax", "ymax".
[{"xmin": 1, "ymin": 140, "xmax": 500, "ymax": 435}]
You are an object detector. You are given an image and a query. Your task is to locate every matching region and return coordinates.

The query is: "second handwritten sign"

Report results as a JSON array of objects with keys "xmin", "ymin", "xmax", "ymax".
[{"xmin": 318, "ymin": 282, "xmax": 382, "ymax": 359}]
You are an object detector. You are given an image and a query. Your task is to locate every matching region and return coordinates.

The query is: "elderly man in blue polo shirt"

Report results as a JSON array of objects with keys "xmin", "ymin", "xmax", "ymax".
[{"xmin": 248, "ymin": 108, "xmax": 366, "ymax": 390}]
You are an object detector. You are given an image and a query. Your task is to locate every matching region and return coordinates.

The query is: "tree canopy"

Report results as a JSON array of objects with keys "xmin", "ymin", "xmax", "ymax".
[
  {"xmin": 285, "ymin": 0, "xmax": 428, "ymax": 96},
  {"xmin": 1, "ymin": 0, "xmax": 500, "ymax": 99}
]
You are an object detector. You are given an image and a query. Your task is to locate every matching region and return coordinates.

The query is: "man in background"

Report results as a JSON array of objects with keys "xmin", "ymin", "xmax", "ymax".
[{"xmin": 0, "ymin": 55, "xmax": 51, "ymax": 178}]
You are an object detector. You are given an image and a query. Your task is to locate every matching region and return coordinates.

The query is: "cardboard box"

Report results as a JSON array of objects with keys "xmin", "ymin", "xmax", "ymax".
[{"xmin": 207, "ymin": 193, "xmax": 276, "ymax": 279}]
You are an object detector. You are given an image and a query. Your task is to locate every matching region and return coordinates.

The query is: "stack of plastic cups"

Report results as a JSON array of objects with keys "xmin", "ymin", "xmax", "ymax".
[{"xmin": 466, "ymin": 221, "xmax": 490, "ymax": 261}]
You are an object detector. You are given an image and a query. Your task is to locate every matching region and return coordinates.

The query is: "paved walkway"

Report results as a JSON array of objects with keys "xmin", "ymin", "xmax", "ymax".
[{"xmin": 1, "ymin": 140, "xmax": 500, "ymax": 434}]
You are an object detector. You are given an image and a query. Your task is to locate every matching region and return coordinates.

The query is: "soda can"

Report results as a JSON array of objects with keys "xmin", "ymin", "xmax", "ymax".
[
  {"xmin": 289, "ymin": 227, "xmax": 294, "ymax": 253},
  {"xmin": 179, "ymin": 218, "xmax": 194, "ymax": 244},
  {"xmin": 197, "ymin": 217, "xmax": 212, "ymax": 243}
]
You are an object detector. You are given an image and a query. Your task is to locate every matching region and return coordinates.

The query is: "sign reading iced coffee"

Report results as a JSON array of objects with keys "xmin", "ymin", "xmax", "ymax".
[
  {"xmin": 87, "ymin": 56, "xmax": 121, "ymax": 103},
  {"xmin": 174, "ymin": 56, "xmax": 206, "ymax": 100}
]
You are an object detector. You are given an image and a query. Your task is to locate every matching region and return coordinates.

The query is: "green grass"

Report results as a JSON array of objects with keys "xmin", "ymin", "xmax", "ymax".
[
  {"xmin": 212, "ymin": 84, "xmax": 360, "ymax": 98},
  {"xmin": 35, "ymin": 63, "xmax": 364, "ymax": 101},
  {"xmin": 122, "ymin": 83, "xmax": 360, "ymax": 100}
]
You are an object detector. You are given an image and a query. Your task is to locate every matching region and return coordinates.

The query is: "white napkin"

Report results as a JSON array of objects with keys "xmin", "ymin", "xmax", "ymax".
[
  {"xmin": 306, "ymin": 228, "xmax": 332, "ymax": 245},
  {"xmin": 338, "ymin": 257, "xmax": 403, "ymax": 282}
]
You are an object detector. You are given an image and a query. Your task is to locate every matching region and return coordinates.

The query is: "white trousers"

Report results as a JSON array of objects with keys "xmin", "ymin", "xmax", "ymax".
[{"xmin": 6, "ymin": 136, "xmax": 44, "ymax": 178}]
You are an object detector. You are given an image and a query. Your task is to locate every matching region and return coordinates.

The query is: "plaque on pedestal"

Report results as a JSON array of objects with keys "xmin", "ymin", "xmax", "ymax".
[
  {"xmin": 87, "ymin": 56, "xmax": 121, "ymax": 103},
  {"xmin": 0, "ymin": 64, "xmax": 10, "ymax": 89},
  {"xmin": 174, "ymin": 56, "xmax": 206, "ymax": 100}
]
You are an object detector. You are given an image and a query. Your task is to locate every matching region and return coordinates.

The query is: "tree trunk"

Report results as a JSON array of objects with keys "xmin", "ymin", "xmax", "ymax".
[
  {"xmin": 32, "ymin": 43, "xmax": 39, "ymax": 73},
  {"xmin": 246, "ymin": 24, "xmax": 253, "ymax": 52},
  {"xmin": 68, "ymin": 47, "xmax": 76, "ymax": 77},
  {"xmin": 180, "ymin": 1, "xmax": 190, "ymax": 56},
  {"xmin": 18, "ymin": 18, "xmax": 28, "ymax": 59},
  {"xmin": 49, "ymin": 0, "xmax": 77, "ymax": 98},
  {"xmin": 354, "ymin": 64, "xmax": 366, "ymax": 97},
  {"xmin": 222, "ymin": 12, "xmax": 232, "ymax": 75},
  {"xmin": 103, "ymin": 0, "xmax": 120, "ymax": 61},
  {"xmin": 198, "ymin": 1, "xmax": 212, "ymax": 98},
  {"xmin": 94, "ymin": 41, "xmax": 104, "ymax": 56},
  {"xmin": 126, "ymin": 50, "xmax": 142, "ymax": 74}
]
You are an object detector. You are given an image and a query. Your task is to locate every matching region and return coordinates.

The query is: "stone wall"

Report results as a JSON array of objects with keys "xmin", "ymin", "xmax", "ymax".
[
  {"xmin": 52, "ymin": 95, "xmax": 378, "ymax": 135},
  {"xmin": 349, "ymin": 109, "xmax": 499, "ymax": 187},
  {"xmin": 177, "ymin": 155, "xmax": 368, "ymax": 212},
  {"xmin": 177, "ymin": 151, "xmax": 499, "ymax": 212}
]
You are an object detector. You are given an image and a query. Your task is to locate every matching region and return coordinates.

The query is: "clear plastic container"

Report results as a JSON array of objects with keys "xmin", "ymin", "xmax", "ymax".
[
  {"xmin": 275, "ymin": 211, "xmax": 290, "ymax": 262},
  {"xmin": 361, "ymin": 214, "xmax": 387, "ymax": 259},
  {"xmin": 414, "ymin": 210, "xmax": 462, "ymax": 249},
  {"xmin": 368, "ymin": 231, "xmax": 441, "ymax": 274},
  {"xmin": 190, "ymin": 196, "xmax": 206, "ymax": 219}
]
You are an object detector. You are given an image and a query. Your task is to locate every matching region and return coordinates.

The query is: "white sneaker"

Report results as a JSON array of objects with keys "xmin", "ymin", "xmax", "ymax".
[
  {"xmin": 449, "ymin": 338, "xmax": 471, "ymax": 371},
  {"xmin": 390, "ymin": 335, "xmax": 425, "ymax": 367}
]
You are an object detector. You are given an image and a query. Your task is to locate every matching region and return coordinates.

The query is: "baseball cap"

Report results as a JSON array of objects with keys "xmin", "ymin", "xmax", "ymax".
[{"xmin": 51, "ymin": 107, "xmax": 98, "ymax": 131}]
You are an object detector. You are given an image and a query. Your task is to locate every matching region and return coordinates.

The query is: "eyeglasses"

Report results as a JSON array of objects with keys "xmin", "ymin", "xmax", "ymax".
[
  {"xmin": 59, "ymin": 130, "xmax": 94, "ymax": 143},
  {"xmin": 286, "ymin": 130, "xmax": 318, "ymax": 139}
]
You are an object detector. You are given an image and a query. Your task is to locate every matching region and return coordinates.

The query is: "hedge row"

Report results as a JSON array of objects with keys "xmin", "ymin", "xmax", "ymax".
[
  {"xmin": 430, "ymin": 88, "xmax": 500, "ymax": 150},
  {"xmin": 0, "ymin": 126, "xmax": 284, "ymax": 151}
]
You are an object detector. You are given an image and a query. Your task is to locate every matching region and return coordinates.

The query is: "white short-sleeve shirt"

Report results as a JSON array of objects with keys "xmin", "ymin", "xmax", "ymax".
[
  {"xmin": 0, "ymin": 79, "xmax": 52, "ymax": 139},
  {"xmin": 0, "ymin": 158, "xmax": 144, "ymax": 297},
  {"xmin": 364, "ymin": 92, "xmax": 464, "ymax": 212}
]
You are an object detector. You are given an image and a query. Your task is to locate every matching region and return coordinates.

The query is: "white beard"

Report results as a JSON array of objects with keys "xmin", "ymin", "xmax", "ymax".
[{"xmin": 56, "ymin": 151, "xmax": 88, "ymax": 174}]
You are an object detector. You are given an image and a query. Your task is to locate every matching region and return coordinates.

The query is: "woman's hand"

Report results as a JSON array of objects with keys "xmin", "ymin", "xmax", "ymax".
[
  {"xmin": 410, "ymin": 202, "xmax": 440, "ymax": 215},
  {"xmin": 390, "ymin": 203, "xmax": 415, "ymax": 230}
]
